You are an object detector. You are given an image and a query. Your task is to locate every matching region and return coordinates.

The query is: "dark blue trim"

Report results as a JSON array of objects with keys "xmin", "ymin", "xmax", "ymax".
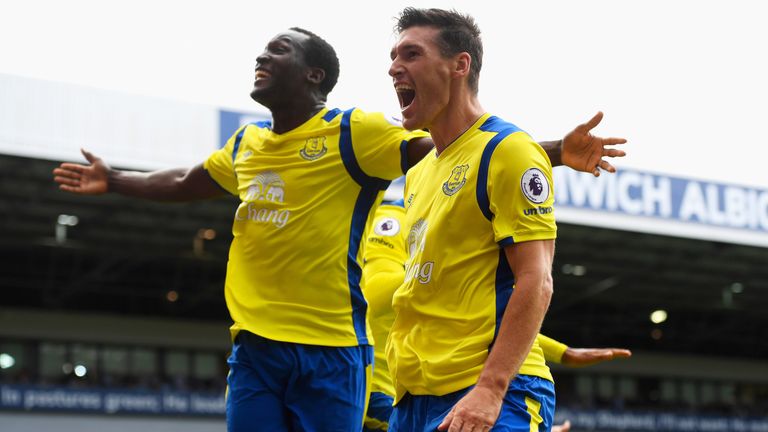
[
  {"xmin": 231, "ymin": 125, "xmax": 248, "ymax": 164},
  {"xmin": 479, "ymin": 116, "xmax": 524, "ymax": 135},
  {"xmin": 323, "ymin": 108, "xmax": 343, "ymax": 122},
  {"xmin": 338, "ymin": 108, "xmax": 390, "ymax": 345},
  {"xmin": 399, "ymin": 139, "xmax": 409, "ymax": 174},
  {"xmin": 230, "ymin": 121, "xmax": 272, "ymax": 165},
  {"xmin": 339, "ymin": 109, "xmax": 389, "ymax": 188},
  {"xmin": 498, "ymin": 237, "xmax": 515, "ymax": 247},
  {"xmin": 476, "ymin": 116, "xmax": 523, "ymax": 221},
  {"xmin": 492, "ymin": 248, "xmax": 515, "ymax": 346},
  {"xmin": 347, "ymin": 186, "xmax": 383, "ymax": 345}
]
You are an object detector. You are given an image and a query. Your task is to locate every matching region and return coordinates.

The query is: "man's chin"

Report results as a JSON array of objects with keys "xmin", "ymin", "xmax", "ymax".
[
  {"xmin": 401, "ymin": 116, "xmax": 423, "ymax": 132},
  {"xmin": 250, "ymin": 88, "xmax": 273, "ymax": 106}
]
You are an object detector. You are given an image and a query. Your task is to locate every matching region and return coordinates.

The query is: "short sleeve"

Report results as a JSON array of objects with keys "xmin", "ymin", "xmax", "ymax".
[
  {"xmin": 203, "ymin": 125, "xmax": 246, "ymax": 196},
  {"xmin": 537, "ymin": 334, "xmax": 568, "ymax": 364},
  {"xmin": 364, "ymin": 204, "xmax": 407, "ymax": 266},
  {"xmin": 350, "ymin": 110, "xmax": 430, "ymax": 180},
  {"xmin": 486, "ymin": 132, "xmax": 557, "ymax": 245}
]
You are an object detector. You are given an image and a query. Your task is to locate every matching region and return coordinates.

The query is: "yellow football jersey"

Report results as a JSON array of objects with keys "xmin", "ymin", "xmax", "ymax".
[
  {"xmin": 388, "ymin": 113, "xmax": 557, "ymax": 402},
  {"xmin": 204, "ymin": 107, "xmax": 428, "ymax": 347},
  {"xmin": 361, "ymin": 202, "xmax": 407, "ymax": 397}
]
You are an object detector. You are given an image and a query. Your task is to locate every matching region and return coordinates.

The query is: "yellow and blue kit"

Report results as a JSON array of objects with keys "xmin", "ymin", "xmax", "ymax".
[
  {"xmin": 360, "ymin": 200, "xmax": 406, "ymax": 432},
  {"xmin": 206, "ymin": 107, "xmax": 427, "ymax": 431},
  {"xmin": 388, "ymin": 113, "xmax": 557, "ymax": 431},
  {"xmin": 205, "ymin": 107, "xmax": 426, "ymax": 347}
]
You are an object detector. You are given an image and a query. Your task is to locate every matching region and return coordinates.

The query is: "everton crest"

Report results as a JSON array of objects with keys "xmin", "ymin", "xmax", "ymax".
[
  {"xmin": 299, "ymin": 136, "xmax": 328, "ymax": 161},
  {"xmin": 442, "ymin": 164, "xmax": 469, "ymax": 196}
]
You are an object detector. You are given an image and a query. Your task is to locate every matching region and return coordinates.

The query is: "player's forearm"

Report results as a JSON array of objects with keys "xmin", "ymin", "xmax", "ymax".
[
  {"xmin": 108, "ymin": 165, "xmax": 223, "ymax": 202},
  {"xmin": 475, "ymin": 272, "xmax": 553, "ymax": 397},
  {"xmin": 538, "ymin": 140, "xmax": 563, "ymax": 167}
]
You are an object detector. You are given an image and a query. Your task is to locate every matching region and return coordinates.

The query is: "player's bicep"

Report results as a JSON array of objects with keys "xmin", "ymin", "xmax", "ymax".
[{"xmin": 489, "ymin": 136, "xmax": 557, "ymax": 245}]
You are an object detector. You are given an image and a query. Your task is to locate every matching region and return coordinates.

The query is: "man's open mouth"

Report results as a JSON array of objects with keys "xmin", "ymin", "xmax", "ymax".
[{"xmin": 396, "ymin": 84, "xmax": 415, "ymax": 110}]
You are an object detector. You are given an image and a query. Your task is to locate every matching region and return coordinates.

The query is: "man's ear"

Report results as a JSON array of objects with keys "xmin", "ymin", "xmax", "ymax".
[
  {"xmin": 307, "ymin": 67, "xmax": 326, "ymax": 85},
  {"xmin": 453, "ymin": 52, "xmax": 471, "ymax": 79}
]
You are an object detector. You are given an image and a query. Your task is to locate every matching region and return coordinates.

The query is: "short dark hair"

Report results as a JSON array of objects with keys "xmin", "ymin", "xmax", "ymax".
[
  {"xmin": 395, "ymin": 8, "xmax": 483, "ymax": 93},
  {"xmin": 290, "ymin": 27, "xmax": 340, "ymax": 97}
]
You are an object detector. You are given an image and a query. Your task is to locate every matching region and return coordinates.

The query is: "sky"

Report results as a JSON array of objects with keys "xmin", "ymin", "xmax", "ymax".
[{"xmin": 1, "ymin": 0, "xmax": 766, "ymax": 187}]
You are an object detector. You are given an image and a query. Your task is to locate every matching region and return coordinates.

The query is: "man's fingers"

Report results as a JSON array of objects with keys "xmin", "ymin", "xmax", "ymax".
[
  {"xmin": 603, "ymin": 148, "xmax": 626, "ymax": 158},
  {"xmin": 81, "ymin": 148, "xmax": 98, "ymax": 163},
  {"xmin": 603, "ymin": 137, "xmax": 627, "ymax": 145},
  {"xmin": 594, "ymin": 351, "xmax": 615, "ymax": 361},
  {"xmin": 438, "ymin": 410, "xmax": 455, "ymax": 431},
  {"xmin": 577, "ymin": 111, "xmax": 604, "ymax": 133},
  {"xmin": 611, "ymin": 349, "xmax": 632, "ymax": 358},
  {"xmin": 599, "ymin": 160, "xmax": 616, "ymax": 173},
  {"xmin": 56, "ymin": 163, "xmax": 87, "ymax": 174},
  {"xmin": 54, "ymin": 176, "xmax": 81, "ymax": 187},
  {"xmin": 447, "ymin": 417, "xmax": 463, "ymax": 432}
]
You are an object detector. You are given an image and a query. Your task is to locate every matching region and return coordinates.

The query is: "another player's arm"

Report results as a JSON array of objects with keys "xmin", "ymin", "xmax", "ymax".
[
  {"xmin": 53, "ymin": 149, "xmax": 225, "ymax": 201},
  {"xmin": 538, "ymin": 333, "xmax": 632, "ymax": 367},
  {"xmin": 538, "ymin": 334, "xmax": 569, "ymax": 364},
  {"xmin": 405, "ymin": 111, "xmax": 627, "ymax": 175},
  {"xmin": 438, "ymin": 239, "xmax": 555, "ymax": 431},
  {"xmin": 361, "ymin": 207, "xmax": 406, "ymax": 317},
  {"xmin": 362, "ymin": 257, "xmax": 405, "ymax": 318}
]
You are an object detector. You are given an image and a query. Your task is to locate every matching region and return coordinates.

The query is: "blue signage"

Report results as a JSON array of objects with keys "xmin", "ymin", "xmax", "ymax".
[{"xmin": 554, "ymin": 168, "xmax": 768, "ymax": 241}]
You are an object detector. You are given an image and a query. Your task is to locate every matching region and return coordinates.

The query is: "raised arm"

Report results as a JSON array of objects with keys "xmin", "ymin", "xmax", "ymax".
[{"xmin": 53, "ymin": 149, "xmax": 226, "ymax": 202}]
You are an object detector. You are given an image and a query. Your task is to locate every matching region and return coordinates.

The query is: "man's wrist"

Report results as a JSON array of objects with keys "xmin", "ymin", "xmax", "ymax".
[
  {"xmin": 475, "ymin": 373, "xmax": 509, "ymax": 399},
  {"xmin": 540, "ymin": 139, "xmax": 563, "ymax": 167},
  {"xmin": 106, "ymin": 168, "xmax": 121, "ymax": 193}
]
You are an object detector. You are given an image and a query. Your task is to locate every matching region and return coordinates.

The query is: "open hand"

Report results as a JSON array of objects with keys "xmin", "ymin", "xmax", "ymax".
[
  {"xmin": 562, "ymin": 111, "xmax": 627, "ymax": 177},
  {"xmin": 53, "ymin": 149, "xmax": 110, "ymax": 195},
  {"xmin": 562, "ymin": 347, "xmax": 632, "ymax": 367}
]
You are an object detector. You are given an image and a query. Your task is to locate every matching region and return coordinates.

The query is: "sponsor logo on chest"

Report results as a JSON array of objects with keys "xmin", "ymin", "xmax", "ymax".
[{"xmin": 236, "ymin": 171, "xmax": 291, "ymax": 228}]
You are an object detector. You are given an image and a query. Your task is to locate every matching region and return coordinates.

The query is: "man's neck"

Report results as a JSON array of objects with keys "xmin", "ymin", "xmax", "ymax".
[
  {"xmin": 429, "ymin": 95, "xmax": 484, "ymax": 155},
  {"xmin": 269, "ymin": 100, "xmax": 326, "ymax": 134}
]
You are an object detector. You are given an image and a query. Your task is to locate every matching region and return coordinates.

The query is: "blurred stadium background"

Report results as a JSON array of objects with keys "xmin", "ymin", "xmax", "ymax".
[{"xmin": 1, "ymin": 73, "xmax": 767, "ymax": 432}]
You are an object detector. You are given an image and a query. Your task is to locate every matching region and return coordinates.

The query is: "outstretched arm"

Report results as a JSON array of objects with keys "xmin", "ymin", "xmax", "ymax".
[
  {"xmin": 539, "ymin": 333, "xmax": 632, "ymax": 367},
  {"xmin": 405, "ymin": 112, "xmax": 626, "ymax": 175},
  {"xmin": 53, "ymin": 149, "xmax": 226, "ymax": 201},
  {"xmin": 561, "ymin": 346, "xmax": 632, "ymax": 367}
]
